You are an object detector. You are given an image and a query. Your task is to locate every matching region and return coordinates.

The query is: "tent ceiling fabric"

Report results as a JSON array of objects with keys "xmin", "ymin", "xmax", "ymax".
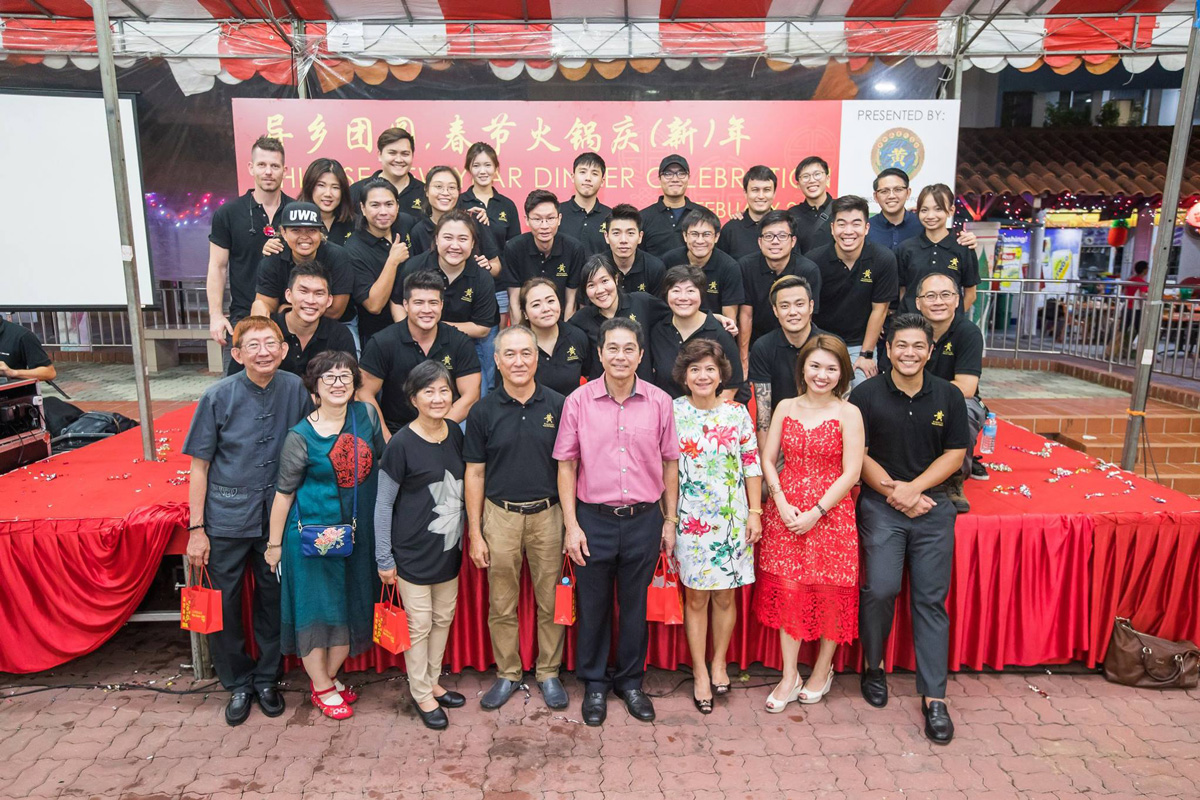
[{"xmin": 0, "ymin": 2, "xmax": 1194, "ymax": 94}]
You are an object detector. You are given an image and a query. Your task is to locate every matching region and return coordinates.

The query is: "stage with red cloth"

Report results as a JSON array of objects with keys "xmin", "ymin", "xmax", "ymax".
[{"xmin": 2, "ymin": 406, "xmax": 1198, "ymax": 676}]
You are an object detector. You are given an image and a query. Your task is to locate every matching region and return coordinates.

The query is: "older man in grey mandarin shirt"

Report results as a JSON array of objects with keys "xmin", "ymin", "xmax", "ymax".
[{"xmin": 182, "ymin": 316, "xmax": 312, "ymax": 727}]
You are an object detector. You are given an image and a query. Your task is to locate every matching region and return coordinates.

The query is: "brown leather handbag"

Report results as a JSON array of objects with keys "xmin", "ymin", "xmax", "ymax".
[{"xmin": 1102, "ymin": 617, "xmax": 1200, "ymax": 689}]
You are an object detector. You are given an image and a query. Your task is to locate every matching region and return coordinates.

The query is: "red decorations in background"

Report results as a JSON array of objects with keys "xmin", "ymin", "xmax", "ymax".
[{"xmin": 1107, "ymin": 218, "xmax": 1129, "ymax": 247}]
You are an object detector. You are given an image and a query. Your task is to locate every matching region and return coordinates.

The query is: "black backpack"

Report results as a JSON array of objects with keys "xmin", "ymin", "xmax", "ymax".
[{"xmin": 51, "ymin": 411, "xmax": 139, "ymax": 454}]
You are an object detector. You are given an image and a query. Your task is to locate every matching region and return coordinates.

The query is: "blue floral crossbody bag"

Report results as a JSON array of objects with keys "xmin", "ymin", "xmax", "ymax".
[{"xmin": 296, "ymin": 411, "xmax": 357, "ymax": 558}]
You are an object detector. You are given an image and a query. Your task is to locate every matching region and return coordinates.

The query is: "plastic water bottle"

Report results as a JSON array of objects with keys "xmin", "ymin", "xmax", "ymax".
[{"xmin": 980, "ymin": 412, "xmax": 998, "ymax": 455}]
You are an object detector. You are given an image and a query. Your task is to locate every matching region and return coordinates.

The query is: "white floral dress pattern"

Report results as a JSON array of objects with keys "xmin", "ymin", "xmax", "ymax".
[{"xmin": 673, "ymin": 398, "xmax": 762, "ymax": 590}]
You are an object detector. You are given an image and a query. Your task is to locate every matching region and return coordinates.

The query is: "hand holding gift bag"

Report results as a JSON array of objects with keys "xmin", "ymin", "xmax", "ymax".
[
  {"xmin": 180, "ymin": 566, "xmax": 223, "ymax": 634},
  {"xmin": 646, "ymin": 553, "xmax": 684, "ymax": 625},
  {"xmin": 554, "ymin": 555, "xmax": 576, "ymax": 625},
  {"xmin": 373, "ymin": 584, "xmax": 411, "ymax": 655}
]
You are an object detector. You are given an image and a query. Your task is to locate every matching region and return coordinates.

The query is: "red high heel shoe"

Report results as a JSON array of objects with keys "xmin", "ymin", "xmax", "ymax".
[{"xmin": 311, "ymin": 685, "xmax": 353, "ymax": 720}]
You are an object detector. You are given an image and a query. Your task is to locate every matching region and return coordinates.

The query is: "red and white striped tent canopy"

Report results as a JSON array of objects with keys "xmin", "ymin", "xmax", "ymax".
[{"xmin": 1, "ymin": 2, "xmax": 1194, "ymax": 94}]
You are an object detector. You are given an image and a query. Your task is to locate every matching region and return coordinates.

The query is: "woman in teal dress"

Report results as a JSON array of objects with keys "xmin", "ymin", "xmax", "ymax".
[{"xmin": 266, "ymin": 350, "xmax": 383, "ymax": 720}]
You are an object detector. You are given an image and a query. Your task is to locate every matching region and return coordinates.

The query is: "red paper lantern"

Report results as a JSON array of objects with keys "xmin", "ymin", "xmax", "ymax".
[
  {"xmin": 1187, "ymin": 201, "xmax": 1200, "ymax": 231},
  {"xmin": 1107, "ymin": 219, "xmax": 1129, "ymax": 247}
]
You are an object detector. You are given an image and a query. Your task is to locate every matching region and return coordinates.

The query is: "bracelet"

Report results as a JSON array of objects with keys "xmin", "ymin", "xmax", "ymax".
[
  {"xmin": 767, "ymin": 483, "xmax": 782, "ymax": 496},
  {"xmin": 748, "ymin": 508, "xmax": 763, "ymax": 515},
  {"xmin": 815, "ymin": 502, "xmax": 828, "ymax": 517},
  {"xmin": 266, "ymin": 543, "xmax": 281, "ymax": 550},
  {"xmin": 663, "ymin": 515, "xmax": 680, "ymax": 525},
  {"xmin": 187, "ymin": 523, "xmax": 205, "ymax": 531}
]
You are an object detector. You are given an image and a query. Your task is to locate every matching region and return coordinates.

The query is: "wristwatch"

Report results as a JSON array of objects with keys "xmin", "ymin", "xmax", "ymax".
[{"xmin": 860, "ymin": 350, "xmax": 875, "ymax": 360}]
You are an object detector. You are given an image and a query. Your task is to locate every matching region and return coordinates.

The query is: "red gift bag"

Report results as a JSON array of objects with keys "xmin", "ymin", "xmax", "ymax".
[
  {"xmin": 554, "ymin": 556, "xmax": 576, "ymax": 626},
  {"xmin": 646, "ymin": 553, "xmax": 684, "ymax": 625},
  {"xmin": 180, "ymin": 566, "xmax": 223, "ymax": 634},
  {"xmin": 373, "ymin": 584, "xmax": 411, "ymax": 655}
]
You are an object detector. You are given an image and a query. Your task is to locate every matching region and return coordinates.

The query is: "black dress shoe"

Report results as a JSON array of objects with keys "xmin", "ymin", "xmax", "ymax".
[
  {"xmin": 538, "ymin": 677, "xmax": 568, "ymax": 710},
  {"xmin": 255, "ymin": 685, "xmax": 285, "ymax": 717},
  {"xmin": 923, "ymin": 698, "xmax": 954, "ymax": 744},
  {"xmin": 581, "ymin": 691, "xmax": 608, "ymax": 727},
  {"xmin": 225, "ymin": 692, "xmax": 253, "ymax": 727},
  {"xmin": 481, "ymin": 678, "xmax": 520, "ymax": 709},
  {"xmin": 435, "ymin": 690, "xmax": 466, "ymax": 709},
  {"xmin": 616, "ymin": 688, "xmax": 655, "ymax": 722},
  {"xmin": 861, "ymin": 667, "xmax": 888, "ymax": 708},
  {"xmin": 416, "ymin": 704, "xmax": 449, "ymax": 730}
]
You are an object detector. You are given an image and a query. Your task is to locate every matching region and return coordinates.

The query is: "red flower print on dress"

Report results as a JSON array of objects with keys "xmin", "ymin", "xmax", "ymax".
[
  {"xmin": 329, "ymin": 433, "xmax": 373, "ymax": 488},
  {"xmin": 680, "ymin": 438, "xmax": 702, "ymax": 459},
  {"xmin": 741, "ymin": 450, "xmax": 759, "ymax": 467},
  {"xmin": 704, "ymin": 424, "xmax": 738, "ymax": 451},
  {"xmin": 681, "ymin": 516, "xmax": 712, "ymax": 536}
]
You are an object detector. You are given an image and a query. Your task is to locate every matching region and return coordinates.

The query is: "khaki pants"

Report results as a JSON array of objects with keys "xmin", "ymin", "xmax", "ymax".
[
  {"xmin": 397, "ymin": 577, "xmax": 459, "ymax": 704},
  {"xmin": 482, "ymin": 500, "xmax": 566, "ymax": 681}
]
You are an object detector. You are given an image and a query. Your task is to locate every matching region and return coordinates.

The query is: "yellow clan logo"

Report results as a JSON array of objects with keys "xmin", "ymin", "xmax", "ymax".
[
  {"xmin": 413, "ymin": 198, "xmax": 423, "ymax": 209},
  {"xmin": 948, "ymin": 257, "xmax": 959, "ymax": 271},
  {"xmin": 442, "ymin": 355, "xmax": 452, "ymax": 367},
  {"xmin": 629, "ymin": 314, "xmax": 637, "ymax": 323},
  {"xmin": 861, "ymin": 270, "xmax": 873, "ymax": 283},
  {"xmin": 498, "ymin": 211, "xmax": 508, "ymax": 222},
  {"xmin": 600, "ymin": 222, "xmax": 608, "ymax": 233},
  {"xmin": 543, "ymin": 413, "xmax": 556, "ymax": 428},
  {"xmin": 932, "ymin": 410, "xmax": 945, "ymax": 427},
  {"xmin": 943, "ymin": 341, "xmax": 954, "ymax": 356},
  {"xmin": 638, "ymin": 283, "xmax": 647, "ymax": 292},
  {"xmin": 708, "ymin": 281, "xmax": 718, "ymax": 293},
  {"xmin": 462, "ymin": 288, "xmax": 473, "ymax": 302},
  {"xmin": 567, "ymin": 346, "xmax": 579, "ymax": 362},
  {"xmin": 557, "ymin": 263, "xmax": 568, "ymax": 277},
  {"xmin": 870, "ymin": 127, "xmax": 925, "ymax": 181}
]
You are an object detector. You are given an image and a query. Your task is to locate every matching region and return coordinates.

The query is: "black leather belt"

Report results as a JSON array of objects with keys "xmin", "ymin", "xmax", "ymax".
[
  {"xmin": 497, "ymin": 498, "xmax": 558, "ymax": 515},
  {"xmin": 580, "ymin": 501, "xmax": 657, "ymax": 518}
]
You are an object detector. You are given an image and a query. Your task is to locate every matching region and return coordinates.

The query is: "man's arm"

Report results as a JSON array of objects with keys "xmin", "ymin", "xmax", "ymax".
[
  {"xmin": 448, "ymin": 374, "xmax": 481, "ymax": 422},
  {"xmin": 660, "ymin": 459, "xmax": 680, "ymax": 554},
  {"xmin": 507, "ymin": 287, "xmax": 522, "ymax": 324},
  {"xmin": 355, "ymin": 371, "xmax": 390, "ymax": 442},
  {"xmin": 854, "ymin": 301, "xmax": 889, "ymax": 379},
  {"xmin": 559, "ymin": 459, "xmax": 589, "ymax": 565},
  {"xmin": 446, "ymin": 321, "xmax": 492, "ymax": 339},
  {"xmin": 752, "ymin": 381, "xmax": 772, "ymax": 454},
  {"xmin": 565, "ymin": 287, "xmax": 578, "ymax": 319},
  {"xmin": 0, "ymin": 362, "xmax": 55, "ymax": 382},
  {"xmin": 963, "ymin": 286, "xmax": 977, "ymax": 310},
  {"xmin": 363, "ymin": 245, "xmax": 407, "ymax": 314},
  {"xmin": 737, "ymin": 304, "xmax": 753, "ymax": 371},
  {"xmin": 951, "ymin": 374, "xmax": 980, "ymax": 399},
  {"xmin": 464, "ymin": 462, "xmax": 489, "ymax": 568},
  {"xmin": 326, "ymin": 294, "xmax": 350, "ymax": 318},
  {"xmin": 186, "ymin": 457, "xmax": 211, "ymax": 567},
  {"xmin": 251, "ymin": 294, "xmax": 280, "ymax": 317},
  {"xmin": 206, "ymin": 243, "xmax": 232, "ymax": 344}
]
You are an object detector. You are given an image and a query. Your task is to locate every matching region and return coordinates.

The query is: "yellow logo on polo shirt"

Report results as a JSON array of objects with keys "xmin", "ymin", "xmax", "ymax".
[
  {"xmin": 629, "ymin": 314, "xmax": 637, "ymax": 323},
  {"xmin": 543, "ymin": 413, "xmax": 556, "ymax": 428},
  {"xmin": 567, "ymin": 346, "xmax": 579, "ymax": 362},
  {"xmin": 708, "ymin": 281, "xmax": 718, "ymax": 293},
  {"xmin": 498, "ymin": 211, "xmax": 508, "ymax": 222},
  {"xmin": 557, "ymin": 263, "xmax": 568, "ymax": 277},
  {"xmin": 861, "ymin": 270, "xmax": 873, "ymax": 283},
  {"xmin": 442, "ymin": 355, "xmax": 453, "ymax": 368},
  {"xmin": 638, "ymin": 283, "xmax": 647, "ymax": 291},
  {"xmin": 943, "ymin": 341, "xmax": 954, "ymax": 356},
  {"xmin": 948, "ymin": 257, "xmax": 959, "ymax": 271},
  {"xmin": 932, "ymin": 410, "xmax": 945, "ymax": 427},
  {"xmin": 462, "ymin": 287, "xmax": 474, "ymax": 302},
  {"xmin": 413, "ymin": 199, "xmax": 423, "ymax": 209},
  {"xmin": 600, "ymin": 221, "xmax": 608, "ymax": 234}
]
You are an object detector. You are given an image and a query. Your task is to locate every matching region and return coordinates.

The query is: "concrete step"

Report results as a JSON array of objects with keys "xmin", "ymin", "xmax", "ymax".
[
  {"xmin": 1003, "ymin": 412, "xmax": 1200, "ymax": 438},
  {"xmin": 1049, "ymin": 432, "xmax": 1200, "ymax": 468}
]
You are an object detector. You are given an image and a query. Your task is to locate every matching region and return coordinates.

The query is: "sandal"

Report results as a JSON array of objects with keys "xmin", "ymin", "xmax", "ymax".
[
  {"xmin": 312, "ymin": 679, "xmax": 359, "ymax": 705},
  {"xmin": 693, "ymin": 695, "xmax": 714, "ymax": 715},
  {"xmin": 311, "ymin": 685, "xmax": 354, "ymax": 720},
  {"xmin": 765, "ymin": 675, "xmax": 802, "ymax": 714},
  {"xmin": 713, "ymin": 681, "xmax": 731, "ymax": 696}
]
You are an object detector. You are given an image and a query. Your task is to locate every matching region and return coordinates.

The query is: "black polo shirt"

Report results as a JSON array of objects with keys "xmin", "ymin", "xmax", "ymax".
[
  {"xmin": 409, "ymin": 215, "xmax": 501, "ymax": 261},
  {"xmin": 529, "ymin": 322, "xmax": 590, "ymax": 397},
  {"xmin": 866, "ymin": 210, "xmax": 923, "ymax": 253},
  {"xmin": 716, "ymin": 211, "xmax": 764, "ymax": 261},
  {"xmin": 459, "ymin": 187, "xmax": 523, "ymax": 247},
  {"xmin": 747, "ymin": 325, "xmax": 828, "ymax": 414},
  {"xmin": 327, "ymin": 217, "xmax": 356, "ymax": 247},
  {"xmin": 896, "ymin": 232, "xmax": 981, "ymax": 314},
  {"xmin": 350, "ymin": 170, "xmax": 425, "ymax": 216},
  {"xmin": 0, "ymin": 319, "xmax": 52, "ymax": 372},
  {"xmin": 558, "ymin": 197, "xmax": 611, "ymax": 256},
  {"xmin": 394, "ymin": 251, "xmax": 499, "ymax": 329},
  {"xmin": 498, "ymin": 233, "xmax": 586, "ymax": 303},
  {"xmin": 639, "ymin": 197, "xmax": 705, "ymax": 259},
  {"xmin": 345, "ymin": 228, "xmax": 413, "ymax": 346},
  {"xmin": 568, "ymin": 291, "xmax": 667, "ymax": 380},
  {"xmin": 789, "ymin": 194, "xmax": 835, "ymax": 255},
  {"xmin": 268, "ymin": 311, "xmax": 356, "ymax": 377},
  {"xmin": 738, "ymin": 251, "xmax": 823, "ymax": 343},
  {"xmin": 647, "ymin": 313, "xmax": 745, "ymax": 399},
  {"xmin": 848, "ymin": 370, "xmax": 970, "ymax": 501},
  {"xmin": 811, "ymin": 241, "xmax": 898, "ymax": 346},
  {"xmin": 925, "ymin": 314, "xmax": 983, "ymax": 399},
  {"xmin": 613, "ymin": 249, "xmax": 667, "ymax": 296},
  {"xmin": 255, "ymin": 241, "xmax": 356, "ymax": 322},
  {"xmin": 359, "ymin": 321, "xmax": 481, "ymax": 434},
  {"xmin": 208, "ymin": 189, "xmax": 293, "ymax": 321},
  {"xmin": 463, "ymin": 383, "xmax": 567, "ymax": 503},
  {"xmin": 661, "ymin": 247, "xmax": 746, "ymax": 314}
]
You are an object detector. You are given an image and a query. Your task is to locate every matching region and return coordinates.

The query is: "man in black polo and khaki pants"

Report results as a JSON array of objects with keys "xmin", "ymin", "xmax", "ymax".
[{"xmin": 465, "ymin": 325, "xmax": 569, "ymax": 710}]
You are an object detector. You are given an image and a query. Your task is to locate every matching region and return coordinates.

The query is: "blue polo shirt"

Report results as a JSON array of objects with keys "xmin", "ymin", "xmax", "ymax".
[{"xmin": 867, "ymin": 210, "xmax": 923, "ymax": 253}]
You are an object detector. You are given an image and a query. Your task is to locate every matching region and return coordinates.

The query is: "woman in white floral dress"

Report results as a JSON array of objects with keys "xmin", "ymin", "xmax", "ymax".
[{"xmin": 671, "ymin": 339, "xmax": 762, "ymax": 714}]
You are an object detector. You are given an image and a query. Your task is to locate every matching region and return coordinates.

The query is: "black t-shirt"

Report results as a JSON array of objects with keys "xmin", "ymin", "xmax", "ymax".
[
  {"xmin": 463, "ymin": 383, "xmax": 566, "ymax": 503},
  {"xmin": 350, "ymin": 171, "xmax": 426, "ymax": 216},
  {"xmin": 359, "ymin": 321, "xmax": 481, "ymax": 434},
  {"xmin": 613, "ymin": 250, "xmax": 667, "ymax": 296},
  {"xmin": 380, "ymin": 423, "xmax": 465, "ymax": 585},
  {"xmin": 344, "ymin": 228, "xmax": 413, "ymax": 346},
  {"xmin": 788, "ymin": 194, "xmax": 835, "ymax": 256},
  {"xmin": 0, "ymin": 319, "xmax": 52, "ymax": 372},
  {"xmin": 459, "ymin": 187, "xmax": 523, "ymax": 248},
  {"xmin": 648, "ymin": 313, "xmax": 745, "ymax": 399},
  {"xmin": 568, "ymin": 291, "xmax": 667, "ymax": 380},
  {"xmin": 394, "ymin": 252, "xmax": 499, "ymax": 329},
  {"xmin": 715, "ymin": 211, "xmax": 763, "ymax": 261},
  {"xmin": 558, "ymin": 197, "xmax": 611, "ymax": 256},
  {"xmin": 208, "ymin": 190, "xmax": 293, "ymax": 321},
  {"xmin": 738, "ymin": 251, "xmax": 823, "ymax": 343},
  {"xmin": 498, "ymin": 233, "xmax": 586, "ymax": 303},
  {"xmin": 896, "ymin": 232, "xmax": 982, "ymax": 314},
  {"xmin": 747, "ymin": 325, "xmax": 828, "ymax": 416},
  {"xmin": 811, "ymin": 241, "xmax": 899, "ymax": 346},
  {"xmin": 925, "ymin": 314, "xmax": 984, "ymax": 398},
  {"xmin": 639, "ymin": 197, "xmax": 705, "ymax": 259},
  {"xmin": 255, "ymin": 241, "xmax": 357, "ymax": 321},
  {"xmin": 848, "ymin": 371, "xmax": 970, "ymax": 501},
  {"xmin": 260, "ymin": 311, "xmax": 356, "ymax": 378},
  {"xmin": 409, "ymin": 215, "xmax": 502, "ymax": 262},
  {"xmin": 661, "ymin": 247, "xmax": 746, "ymax": 314}
]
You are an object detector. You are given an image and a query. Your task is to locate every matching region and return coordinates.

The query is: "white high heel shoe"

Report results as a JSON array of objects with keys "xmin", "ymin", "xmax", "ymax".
[
  {"xmin": 765, "ymin": 674, "xmax": 802, "ymax": 713},
  {"xmin": 798, "ymin": 669, "xmax": 834, "ymax": 704}
]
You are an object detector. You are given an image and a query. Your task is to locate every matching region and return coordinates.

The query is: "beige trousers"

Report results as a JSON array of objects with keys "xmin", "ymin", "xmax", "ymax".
[{"xmin": 397, "ymin": 577, "xmax": 459, "ymax": 704}]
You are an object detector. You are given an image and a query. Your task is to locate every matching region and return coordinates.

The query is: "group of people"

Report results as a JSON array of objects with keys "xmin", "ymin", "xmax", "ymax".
[{"xmin": 185, "ymin": 128, "xmax": 990, "ymax": 744}]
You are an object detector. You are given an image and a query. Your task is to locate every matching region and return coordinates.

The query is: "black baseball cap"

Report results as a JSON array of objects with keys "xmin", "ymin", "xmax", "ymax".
[
  {"xmin": 658, "ymin": 154, "xmax": 690, "ymax": 175},
  {"xmin": 281, "ymin": 201, "xmax": 325, "ymax": 229}
]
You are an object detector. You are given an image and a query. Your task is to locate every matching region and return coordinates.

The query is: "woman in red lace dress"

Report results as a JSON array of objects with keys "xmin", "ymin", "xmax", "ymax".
[{"xmin": 755, "ymin": 334, "xmax": 864, "ymax": 711}]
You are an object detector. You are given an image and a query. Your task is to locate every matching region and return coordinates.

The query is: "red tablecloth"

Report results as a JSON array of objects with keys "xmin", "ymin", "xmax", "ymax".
[{"xmin": 3, "ymin": 410, "xmax": 1198, "ymax": 675}]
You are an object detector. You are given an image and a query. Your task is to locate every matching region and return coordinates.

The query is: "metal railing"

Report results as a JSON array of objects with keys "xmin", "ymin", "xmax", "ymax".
[{"xmin": 974, "ymin": 278, "xmax": 1199, "ymax": 382}]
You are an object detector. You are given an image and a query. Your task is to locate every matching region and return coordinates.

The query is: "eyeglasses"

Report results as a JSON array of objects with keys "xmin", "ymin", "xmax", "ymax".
[
  {"xmin": 320, "ymin": 373, "xmax": 354, "ymax": 386},
  {"xmin": 798, "ymin": 171, "xmax": 826, "ymax": 182},
  {"xmin": 527, "ymin": 215, "xmax": 559, "ymax": 227},
  {"xmin": 875, "ymin": 187, "xmax": 908, "ymax": 197},
  {"xmin": 235, "ymin": 339, "xmax": 281, "ymax": 354},
  {"xmin": 760, "ymin": 232, "xmax": 792, "ymax": 243},
  {"xmin": 661, "ymin": 170, "xmax": 688, "ymax": 179},
  {"xmin": 686, "ymin": 230, "xmax": 715, "ymax": 241},
  {"xmin": 918, "ymin": 291, "xmax": 960, "ymax": 302}
]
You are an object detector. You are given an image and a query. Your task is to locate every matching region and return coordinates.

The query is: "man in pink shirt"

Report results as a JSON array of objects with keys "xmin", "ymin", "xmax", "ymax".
[{"xmin": 554, "ymin": 317, "xmax": 681, "ymax": 726}]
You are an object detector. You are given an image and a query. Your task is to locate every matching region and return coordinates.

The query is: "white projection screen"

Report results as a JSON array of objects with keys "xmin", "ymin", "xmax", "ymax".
[{"xmin": 1, "ymin": 93, "xmax": 153, "ymax": 308}]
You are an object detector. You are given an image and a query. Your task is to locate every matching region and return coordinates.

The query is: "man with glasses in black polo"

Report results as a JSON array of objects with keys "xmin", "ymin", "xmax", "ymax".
[{"xmin": 639, "ymin": 155, "xmax": 704, "ymax": 259}]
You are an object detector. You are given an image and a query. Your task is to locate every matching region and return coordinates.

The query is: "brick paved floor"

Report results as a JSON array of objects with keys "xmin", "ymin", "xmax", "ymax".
[{"xmin": 2, "ymin": 624, "xmax": 1198, "ymax": 800}]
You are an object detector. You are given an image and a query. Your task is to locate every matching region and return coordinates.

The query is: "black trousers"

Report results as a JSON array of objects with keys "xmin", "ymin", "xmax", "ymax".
[
  {"xmin": 857, "ymin": 491, "xmax": 956, "ymax": 699},
  {"xmin": 205, "ymin": 533, "xmax": 282, "ymax": 693},
  {"xmin": 573, "ymin": 503, "xmax": 662, "ymax": 694}
]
